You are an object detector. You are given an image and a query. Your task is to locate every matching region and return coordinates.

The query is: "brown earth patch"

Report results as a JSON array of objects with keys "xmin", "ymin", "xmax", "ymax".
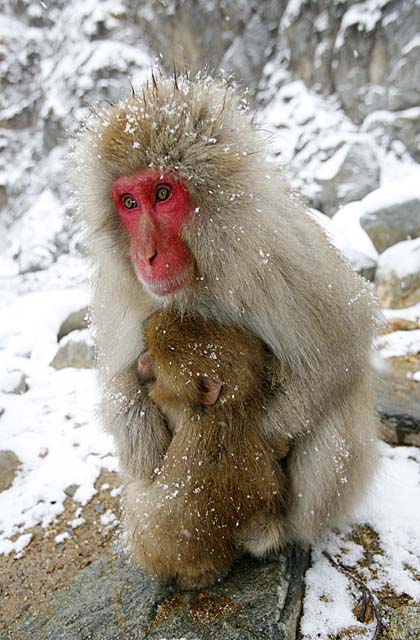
[
  {"xmin": 189, "ymin": 592, "xmax": 239, "ymax": 625},
  {"xmin": 382, "ymin": 318, "xmax": 420, "ymax": 334},
  {"xmin": 0, "ymin": 469, "xmax": 122, "ymax": 633}
]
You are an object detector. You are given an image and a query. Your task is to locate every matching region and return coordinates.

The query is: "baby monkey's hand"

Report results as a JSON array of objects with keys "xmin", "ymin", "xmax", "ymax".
[{"xmin": 137, "ymin": 349, "xmax": 222, "ymax": 407}]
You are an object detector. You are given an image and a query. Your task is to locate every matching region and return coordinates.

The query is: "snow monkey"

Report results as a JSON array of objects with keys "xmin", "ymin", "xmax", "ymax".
[
  {"xmin": 131, "ymin": 309, "xmax": 289, "ymax": 589},
  {"xmin": 74, "ymin": 72, "xmax": 378, "ymax": 584}
]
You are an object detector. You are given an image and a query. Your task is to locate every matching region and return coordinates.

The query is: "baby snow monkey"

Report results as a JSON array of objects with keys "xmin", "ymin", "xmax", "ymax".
[{"xmin": 126, "ymin": 309, "xmax": 289, "ymax": 590}]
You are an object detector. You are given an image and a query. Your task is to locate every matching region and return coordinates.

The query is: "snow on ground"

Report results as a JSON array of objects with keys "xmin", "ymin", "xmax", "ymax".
[
  {"xmin": 376, "ymin": 236, "xmax": 420, "ymax": 280},
  {"xmin": 0, "ymin": 283, "xmax": 116, "ymax": 556},
  {"xmin": 375, "ymin": 329, "xmax": 420, "ymax": 358},
  {"xmin": 301, "ymin": 443, "xmax": 420, "ymax": 638},
  {"xmin": 383, "ymin": 301, "xmax": 420, "ymax": 323}
]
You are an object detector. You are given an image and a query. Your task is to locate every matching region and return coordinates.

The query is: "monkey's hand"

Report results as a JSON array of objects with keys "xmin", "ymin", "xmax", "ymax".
[
  {"xmin": 137, "ymin": 348, "xmax": 223, "ymax": 407},
  {"xmin": 137, "ymin": 350, "xmax": 156, "ymax": 385}
]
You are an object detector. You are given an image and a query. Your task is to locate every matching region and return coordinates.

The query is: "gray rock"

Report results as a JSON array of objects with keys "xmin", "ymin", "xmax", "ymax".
[
  {"xmin": 376, "ymin": 361, "xmax": 420, "ymax": 447},
  {"xmin": 13, "ymin": 190, "xmax": 62, "ymax": 274},
  {"xmin": 388, "ymin": 605, "xmax": 420, "ymax": 639},
  {"xmin": 222, "ymin": 13, "xmax": 272, "ymax": 91},
  {"xmin": 50, "ymin": 329, "xmax": 96, "ymax": 370},
  {"xmin": 10, "ymin": 546, "xmax": 310, "ymax": 640},
  {"xmin": 0, "ymin": 450, "xmax": 21, "ymax": 493},
  {"xmin": 64, "ymin": 484, "xmax": 80, "ymax": 498},
  {"xmin": 58, "ymin": 306, "xmax": 90, "ymax": 341},
  {"xmin": 314, "ymin": 139, "xmax": 380, "ymax": 215},
  {"xmin": 138, "ymin": 1, "xmax": 281, "ymax": 94},
  {"xmin": 382, "ymin": 1, "xmax": 420, "ymax": 110},
  {"xmin": 344, "ymin": 250, "xmax": 376, "ymax": 282},
  {"xmin": 276, "ymin": 1, "xmax": 420, "ymax": 123},
  {"xmin": 388, "ymin": 37, "xmax": 420, "ymax": 112},
  {"xmin": 332, "ymin": 9, "xmax": 387, "ymax": 122},
  {"xmin": 0, "ymin": 370, "xmax": 28, "ymax": 395},
  {"xmin": 360, "ymin": 181, "xmax": 420, "ymax": 253},
  {"xmin": 375, "ymin": 238, "xmax": 420, "ymax": 309},
  {"xmin": 280, "ymin": 1, "xmax": 345, "ymax": 95},
  {"xmin": 18, "ymin": 245, "xmax": 57, "ymax": 274}
]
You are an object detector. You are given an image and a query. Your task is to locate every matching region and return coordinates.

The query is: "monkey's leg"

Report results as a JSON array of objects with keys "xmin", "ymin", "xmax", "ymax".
[
  {"xmin": 235, "ymin": 502, "xmax": 287, "ymax": 558},
  {"xmin": 285, "ymin": 382, "xmax": 379, "ymax": 544},
  {"xmin": 102, "ymin": 363, "xmax": 172, "ymax": 479},
  {"xmin": 125, "ymin": 478, "xmax": 235, "ymax": 587},
  {"xmin": 176, "ymin": 566, "xmax": 232, "ymax": 591}
]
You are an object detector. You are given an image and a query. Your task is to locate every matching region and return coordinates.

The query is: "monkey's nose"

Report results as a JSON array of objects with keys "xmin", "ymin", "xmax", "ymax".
[
  {"xmin": 136, "ymin": 245, "xmax": 157, "ymax": 265},
  {"xmin": 137, "ymin": 213, "xmax": 159, "ymax": 265}
]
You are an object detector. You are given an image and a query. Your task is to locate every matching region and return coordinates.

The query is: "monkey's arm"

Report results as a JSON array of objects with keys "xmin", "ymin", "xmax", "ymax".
[{"xmin": 102, "ymin": 362, "xmax": 172, "ymax": 479}]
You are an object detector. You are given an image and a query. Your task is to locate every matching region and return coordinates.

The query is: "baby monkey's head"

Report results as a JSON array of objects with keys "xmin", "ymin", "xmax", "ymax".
[{"xmin": 138, "ymin": 310, "xmax": 268, "ymax": 410}]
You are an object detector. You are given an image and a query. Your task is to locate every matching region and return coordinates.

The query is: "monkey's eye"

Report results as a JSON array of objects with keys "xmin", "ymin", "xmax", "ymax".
[
  {"xmin": 122, "ymin": 194, "xmax": 138, "ymax": 210},
  {"xmin": 156, "ymin": 185, "xmax": 171, "ymax": 202}
]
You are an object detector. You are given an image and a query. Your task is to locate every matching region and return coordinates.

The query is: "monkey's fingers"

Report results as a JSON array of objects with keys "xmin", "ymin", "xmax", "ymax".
[{"xmin": 137, "ymin": 351, "xmax": 156, "ymax": 385}]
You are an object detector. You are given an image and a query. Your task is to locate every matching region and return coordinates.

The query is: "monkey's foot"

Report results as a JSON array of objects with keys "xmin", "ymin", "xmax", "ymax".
[
  {"xmin": 236, "ymin": 514, "xmax": 287, "ymax": 558},
  {"xmin": 176, "ymin": 567, "xmax": 229, "ymax": 591}
]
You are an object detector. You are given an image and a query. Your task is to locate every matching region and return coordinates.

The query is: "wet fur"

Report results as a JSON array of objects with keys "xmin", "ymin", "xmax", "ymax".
[{"xmin": 74, "ymin": 72, "xmax": 379, "ymax": 557}]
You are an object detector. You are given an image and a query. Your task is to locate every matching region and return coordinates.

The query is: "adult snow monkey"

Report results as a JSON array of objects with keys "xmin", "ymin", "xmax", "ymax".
[{"xmin": 74, "ymin": 72, "xmax": 379, "ymax": 585}]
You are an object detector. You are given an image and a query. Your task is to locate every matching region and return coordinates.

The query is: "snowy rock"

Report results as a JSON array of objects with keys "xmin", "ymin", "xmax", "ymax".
[
  {"xmin": 50, "ymin": 329, "xmax": 96, "ymax": 370},
  {"xmin": 139, "ymin": 2, "xmax": 280, "ymax": 93},
  {"xmin": 345, "ymin": 250, "xmax": 376, "ymax": 282},
  {"xmin": 221, "ymin": 13, "xmax": 272, "ymax": 90},
  {"xmin": 0, "ymin": 256, "xmax": 19, "ymax": 278},
  {"xmin": 278, "ymin": 0, "xmax": 420, "ymax": 123},
  {"xmin": 375, "ymin": 238, "xmax": 420, "ymax": 309},
  {"xmin": 0, "ymin": 370, "xmax": 28, "ymax": 395},
  {"xmin": 0, "ymin": 450, "xmax": 21, "ymax": 493},
  {"xmin": 388, "ymin": 34, "xmax": 420, "ymax": 112},
  {"xmin": 12, "ymin": 190, "xmax": 64, "ymax": 274},
  {"xmin": 308, "ymin": 207, "xmax": 376, "ymax": 279},
  {"xmin": 332, "ymin": 3, "xmax": 387, "ymax": 122},
  {"xmin": 329, "ymin": 202, "xmax": 378, "ymax": 260},
  {"xmin": 17, "ymin": 246, "xmax": 57, "ymax": 274},
  {"xmin": 325, "ymin": 201, "xmax": 378, "ymax": 278},
  {"xmin": 383, "ymin": 302, "xmax": 420, "ymax": 325},
  {"xmin": 362, "ymin": 107, "xmax": 420, "ymax": 162},
  {"xmin": 58, "ymin": 306, "xmax": 90, "ymax": 341},
  {"xmin": 314, "ymin": 139, "xmax": 380, "ymax": 215},
  {"xmin": 376, "ymin": 330, "xmax": 420, "ymax": 360},
  {"xmin": 360, "ymin": 177, "xmax": 420, "ymax": 253}
]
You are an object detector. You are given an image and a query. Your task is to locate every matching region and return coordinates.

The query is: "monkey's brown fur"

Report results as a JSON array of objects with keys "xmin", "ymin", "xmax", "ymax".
[
  {"xmin": 127, "ymin": 310, "xmax": 288, "ymax": 589},
  {"xmin": 75, "ymin": 72, "xmax": 379, "ymax": 562}
]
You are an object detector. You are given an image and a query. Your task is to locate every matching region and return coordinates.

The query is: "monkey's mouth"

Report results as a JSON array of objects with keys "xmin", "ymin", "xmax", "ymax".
[{"xmin": 140, "ymin": 266, "xmax": 195, "ymax": 296}]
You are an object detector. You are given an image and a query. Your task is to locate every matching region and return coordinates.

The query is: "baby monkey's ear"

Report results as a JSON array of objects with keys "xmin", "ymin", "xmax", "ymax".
[
  {"xmin": 137, "ymin": 351, "xmax": 156, "ymax": 385},
  {"xmin": 196, "ymin": 378, "xmax": 223, "ymax": 406}
]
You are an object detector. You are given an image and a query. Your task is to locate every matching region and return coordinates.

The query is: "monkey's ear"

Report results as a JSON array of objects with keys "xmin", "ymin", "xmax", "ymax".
[{"xmin": 196, "ymin": 379, "xmax": 223, "ymax": 406}]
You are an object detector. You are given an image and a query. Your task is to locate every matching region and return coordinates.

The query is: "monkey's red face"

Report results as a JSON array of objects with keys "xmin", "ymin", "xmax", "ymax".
[{"xmin": 112, "ymin": 170, "xmax": 194, "ymax": 296}]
